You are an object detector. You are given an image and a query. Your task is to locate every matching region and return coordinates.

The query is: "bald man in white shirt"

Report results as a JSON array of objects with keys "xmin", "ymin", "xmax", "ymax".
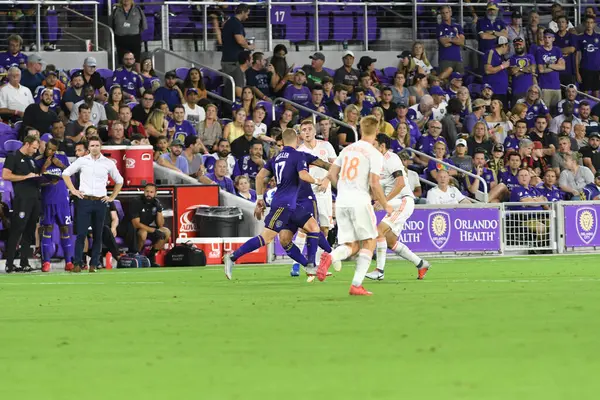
[
  {"xmin": 426, "ymin": 169, "xmax": 471, "ymax": 204},
  {"xmin": 63, "ymin": 137, "xmax": 124, "ymax": 273}
]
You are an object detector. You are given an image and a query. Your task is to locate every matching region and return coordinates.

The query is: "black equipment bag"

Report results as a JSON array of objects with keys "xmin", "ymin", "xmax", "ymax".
[
  {"xmin": 117, "ymin": 254, "xmax": 151, "ymax": 268},
  {"xmin": 165, "ymin": 243, "xmax": 207, "ymax": 267}
]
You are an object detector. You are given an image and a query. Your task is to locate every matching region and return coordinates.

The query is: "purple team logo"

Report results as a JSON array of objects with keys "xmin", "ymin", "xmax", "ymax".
[
  {"xmin": 576, "ymin": 207, "xmax": 597, "ymax": 245},
  {"xmin": 428, "ymin": 211, "xmax": 451, "ymax": 249}
]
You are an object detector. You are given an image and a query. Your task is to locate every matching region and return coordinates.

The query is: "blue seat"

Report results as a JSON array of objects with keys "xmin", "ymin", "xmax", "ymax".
[
  {"xmin": 97, "ymin": 68, "xmax": 114, "ymax": 81},
  {"xmin": 40, "ymin": 133, "xmax": 53, "ymax": 142},
  {"xmin": 4, "ymin": 139, "xmax": 22, "ymax": 154},
  {"xmin": 176, "ymin": 67, "xmax": 190, "ymax": 81}
]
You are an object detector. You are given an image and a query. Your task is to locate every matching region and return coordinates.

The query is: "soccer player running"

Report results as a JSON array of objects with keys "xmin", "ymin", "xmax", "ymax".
[
  {"xmin": 365, "ymin": 134, "xmax": 430, "ymax": 281},
  {"xmin": 35, "ymin": 138, "xmax": 74, "ymax": 272},
  {"xmin": 316, "ymin": 116, "xmax": 393, "ymax": 296},
  {"xmin": 290, "ymin": 119, "xmax": 338, "ymax": 277},
  {"xmin": 224, "ymin": 128, "xmax": 329, "ymax": 280}
]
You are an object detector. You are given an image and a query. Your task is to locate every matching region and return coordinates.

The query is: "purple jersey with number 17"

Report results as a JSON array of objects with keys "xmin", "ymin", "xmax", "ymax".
[{"xmin": 35, "ymin": 153, "xmax": 72, "ymax": 226}]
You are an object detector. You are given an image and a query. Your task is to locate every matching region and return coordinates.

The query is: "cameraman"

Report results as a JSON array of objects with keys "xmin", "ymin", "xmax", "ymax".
[{"xmin": 126, "ymin": 183, "xmax": 171, "ymax": 266}]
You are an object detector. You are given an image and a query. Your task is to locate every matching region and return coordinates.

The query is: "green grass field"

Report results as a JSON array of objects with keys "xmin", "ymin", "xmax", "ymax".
[{"xmin": 1, "ymin": 255, "xmax": 599, "ymax": 399}]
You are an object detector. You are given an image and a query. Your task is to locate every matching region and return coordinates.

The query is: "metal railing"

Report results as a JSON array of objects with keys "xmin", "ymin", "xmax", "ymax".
[
  {"xmin": 406, "ymin": 148, "xmax": 489, "ymax": 202},
  {"xmin": 272, "ymin": 97, "xmax": 352, "ymax": 128},
  {"xmin": 151, "ymin": 48, "xmax": 235, "ymax": 104}
]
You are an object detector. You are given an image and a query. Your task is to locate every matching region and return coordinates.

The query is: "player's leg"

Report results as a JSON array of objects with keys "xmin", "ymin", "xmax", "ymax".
[
  {"xmin": 39, "ymin": 204, "xmax": 55, "ymax": 272},
  {"xmin": 349, "ymin": 238, "xmax": 376, "ymax": 295},
  {"xmin": 18, "ymin": 199, "xmax": 41, "ymax": 271},
  {"xmin": 88, "ymin": 201, "xmax": 106, "ymax": 272},
  {"xmin": 147, "ymin": 227, "xmax": 171, "ymax": 266},
  {"xmin": 300, "ymin": 216, "xmax": 320, "ymax": 266},
  {"xmin": 58, "ymin": 202, "xmax": 74, "ymax": 271},
  {"xmin": 290, "ymin": 229, "xmax": 306, "ymax": 277},
  {"xmin": 137, "ymin": 229, "xmax": 148, "ymax": 253},
  {"xmin": 279, "ymin": 229, "xmax": 309, "ymax": 268}
]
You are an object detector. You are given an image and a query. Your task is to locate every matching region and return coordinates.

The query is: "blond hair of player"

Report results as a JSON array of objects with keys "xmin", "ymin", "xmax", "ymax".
[
  {"xmin": 365, "ymin": 133, "xmax": 431, "ymax": 282},
  {"xmin": 316, "ymin": 116, "xmax": 393, "ymax": 296}
]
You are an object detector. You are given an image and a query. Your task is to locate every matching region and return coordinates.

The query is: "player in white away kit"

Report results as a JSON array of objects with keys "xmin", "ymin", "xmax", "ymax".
[
  {"xmin": 290, "ymin": 119, "xmax": 339, "ymax": 277},
  {"xmin": 316, "ymin": 116, "xmax": 393, "ymax": 296},
  {"xmin": 365, "ymin": 134, "xmax": 431, "ymax": 281}
]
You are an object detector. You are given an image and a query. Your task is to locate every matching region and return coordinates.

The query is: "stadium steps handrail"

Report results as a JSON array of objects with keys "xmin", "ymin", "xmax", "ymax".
[
  {"xmin": 405, "ymin": 147, "xmax": 489, "ymax": 202},
  {"xmin": 63, "ymin": 5, "xmax": 116, "ymax": 70},
  {"xmin": 151, "ymin": 48, "xmax": 235, "ymax": 105},
  {"xmin": 272, "ymin": 97, "xmax": 353, "ymax": 129},
  {"xmin": 462, "ymin": 43, "xmax": 600, "ymax": 103}
]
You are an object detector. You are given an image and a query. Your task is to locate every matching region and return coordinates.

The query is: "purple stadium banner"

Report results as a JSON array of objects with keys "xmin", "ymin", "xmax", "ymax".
[
  {"xmin": 274, "ymin": 207, "xmax": 501, "ymax": 255},
  {"xmin": 564, "ymin": 204, "xmax": 600, "ymax": 247}
]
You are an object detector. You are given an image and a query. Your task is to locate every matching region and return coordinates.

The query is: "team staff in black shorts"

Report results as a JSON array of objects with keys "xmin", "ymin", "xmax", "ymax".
[
  {"xmin": 2, "ymin": 135, "xmax": 41, "ymax": 273},
  {"xmin": 125, "ymin": 183, "xmax": 171, "ymax": 266}
]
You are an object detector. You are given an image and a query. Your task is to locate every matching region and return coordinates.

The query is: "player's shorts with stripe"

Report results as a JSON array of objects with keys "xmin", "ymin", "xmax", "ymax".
[
  {"xmin": 297, "ymin": 197, "xmax": 319, "ymax": 223},
  {"xmin": 41, "ymin": 202, "xmax": 72, "ymax": 226},
  {"xmin": 315, "ymin": 192, "xmax": 333, "ymax": 229},
  {"xmin": 336, "ymin": 202, "xmax": 378, "ymax": 244},
  {"xmin": 381, "ymin": 196, "xmax": 415, "ymax": 236},
  {"xmin": 264, "ymin": 206, "xmax": 312, "ymax": 233}
]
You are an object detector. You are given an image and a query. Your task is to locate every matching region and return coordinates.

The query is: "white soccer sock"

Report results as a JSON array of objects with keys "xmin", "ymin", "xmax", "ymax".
[
  {"xmin": 376, "ymin": 238, "xmax": 387, "ymax": 271},
  {"xmin": 392, "ymin": 242, "xmax": 422, "ymax": 266},
  {"xmin": 352, "ymin": 249, "xmax": 373, "ymax": 287},
  {"xmin": 293, "ymin": 232, "xmax": 307, "ymax": 254},
  {"xmin": 331, "ymin": 244, "xmax": 352, "ymax": 263}
]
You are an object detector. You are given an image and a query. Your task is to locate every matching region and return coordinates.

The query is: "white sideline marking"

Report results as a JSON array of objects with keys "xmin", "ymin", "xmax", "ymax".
[{"xmin": 0, "ymin": 281, "xmax": 165, "ymax": 286}]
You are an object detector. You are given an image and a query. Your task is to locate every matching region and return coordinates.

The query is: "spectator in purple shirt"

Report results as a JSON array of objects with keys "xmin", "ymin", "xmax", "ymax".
[
  {"xmin": 467, "ymin": 149, "xmax": 497, "ymax": 198},
  {"xmin": 390, "ymin": 100, "xmax": 421, "ymax": 145},
  {"xmin": 536, "ymin": 169, "xmax": 565, "ymax": 202},
  {"xmin": 0, "ymin": 34, "xmax": 27, "ymax": 70},
  {"xmin": 168, "ymin": 104, "xmax": 197, "ymax": 143},
  {"xmin": 283, "ymin": 70, "xmax": 311, "ymax": 105},
  {"xmin": 483, "ymin": 36, "xmax": 510, "ymax": 108},
  {"xmin": 555, "ymin": 15, "xmax": 578, "ymax": 87},
  {"xmin": 238, "ymin": 141, "xmax": 265, "ymax": 188},
  {"xmin": 437, "ymin": 5, "xmax": 465, "ymax": 80},
  {"xmin": 477, "ymin": 2, "xmax": 508, "ymax": 55},
  {"xmin": 325, "ymin": 83, "xmax": 348, "ymax": 120},
  {"xmin": 504, "ymin": 119, "xmax": 529, "ymax": 152},
  {"xmin": 446, "ymin": 72, "xmax": 463, "ymax": 99},
  {"xmin": 110, "ymin": 52, "xmax": 144, "ymax": 99},
  {"xmin": 509, "ymin": 37, "xmax": 537, "ymax": 104},
  {"xmin": 582, "ymin": 171, "xmax": 600, "ymax": 200},
  {"xmin": 206, "ymin": 159, "xmax": 236, "ymax": 194},
  {"xmin": 427, "ymin": 141, "xmax": 457, "ymax": 182},
  {"xmin": 576, "ymin": 15, "xmax": 600, "ymax": 98},
  {"xmin": 414, "ymin": 119, "xmax": 448, "ymax": 167},
  {"xmin": 535, "ymin": 29, "xmax": 565, "ymax": 112},
  {"xmin": 463, "ymin": 98, "xmax": 487, "ymax": 134},
  {"xmin": 516, "ymin": 85, "xmax": 551, "ymax": 128},
  {"xmin": 509, "ymin": 168, "xmax": 546, "ymax": 213}
]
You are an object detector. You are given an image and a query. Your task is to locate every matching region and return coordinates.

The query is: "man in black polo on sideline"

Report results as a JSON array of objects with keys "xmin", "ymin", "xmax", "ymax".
[
  {"xmin": 62, "ymin": 136, "xmax": 123, "ymax": 273},
  {"xmin": 126, "ymin": 183, "xmax": 171, "ymax": 266},
  {"xmin": 2, "ymin": 135, "xmax": 41, "ymax": 273}
]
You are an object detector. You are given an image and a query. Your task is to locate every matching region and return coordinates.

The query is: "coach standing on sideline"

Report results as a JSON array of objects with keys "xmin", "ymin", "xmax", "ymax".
[
  {"xmin": 2, "ymin": 135, "xmax": 41, "ymax": 273},
  {"xmin": 62, "ymin": 136, "xmax": 124, "ymax": 273}
]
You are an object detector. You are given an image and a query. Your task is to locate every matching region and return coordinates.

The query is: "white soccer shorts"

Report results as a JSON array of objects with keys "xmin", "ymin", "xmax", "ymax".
[
  {"xmin": 381, "ymin": 196, "xmax": 415, "ymax": 236},
  {"xmin": 336, "ymin": 203, "xmax": 378, "ymax": 244},
  {"xmin": 315, "ymin": 192, "xmax": 333, "ymax": 229}
]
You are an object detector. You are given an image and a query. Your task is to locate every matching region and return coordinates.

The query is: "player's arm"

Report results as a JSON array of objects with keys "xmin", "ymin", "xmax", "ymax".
[
  {"xmin": 2, "ymin": 168, "xmax": 38, "ymax": 182},
  {"xmin": 254, "ymin": 167, "xmax": 271, "ymax": 219},
  {"xmin": 156, "ymin": 211, "xmax": 165, "ymax": 229},
  {"xmin": 370, "ymin": 173, "xmax": 391, "ymax": 213},
  {"xmin": 310, "ymin": 159, "xmax": 331, "ymax": 171},
  {"xmin": 299, "ymin": 170, "xmax": 320, "ymax": 185},
  {"xmin": 132, "ymin": 217, "xmax": 157, "ymax": 233},
  {"xmin": 327, "ymin": 164, "xmax": 341, "ymax": 188},
  {"xmin": 386, "ymin": 170, "xmax": 406, "ymax": 201}
]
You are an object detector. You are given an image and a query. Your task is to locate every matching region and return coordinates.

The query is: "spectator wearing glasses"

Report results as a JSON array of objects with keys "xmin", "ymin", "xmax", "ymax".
[
  {"xmin": 414, "ymin": 120, "xmax": 447, "ymax": 167},
  {"xmin": 133, "ymin": 91, "xmax": 154, "ymax": 124},
  {"xmin": 110, "ymin": 52, "xmax": 144, "ymax": 100},
  {"xmin": 81, "ymin": 56, "xmax": 108, "ymax": 100},
  {"xmin": 516, "ymin": 85, "xmax": 551, "ymax": 129}
]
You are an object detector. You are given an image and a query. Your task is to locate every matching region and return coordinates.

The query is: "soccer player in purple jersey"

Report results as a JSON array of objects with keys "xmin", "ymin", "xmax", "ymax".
[
  {"xmin": 35, "ymin": 139, "xmax": 74, "ymax": 272},
  {"xmin": 223, "ymin": 128, "xmax": 330, "ymax": 280}
]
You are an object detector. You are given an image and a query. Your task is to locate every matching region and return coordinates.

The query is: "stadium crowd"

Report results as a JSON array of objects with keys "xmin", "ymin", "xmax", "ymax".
[{"xmin": 0, "ymin": 0, "xmax": 599, "ymax": 214}]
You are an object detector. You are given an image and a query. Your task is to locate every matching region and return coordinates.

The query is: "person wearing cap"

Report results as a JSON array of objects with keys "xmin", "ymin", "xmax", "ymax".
[
  {"xmin": 111, "ymin": 0, "xmax": 147, "ymax": 72},
  {"xmin": 463, "ymin": 98, "xmax": 487, "ymax": 134},
  {"xmin": 20, "ymin": 53, "xmax": 44, "ymax": 95},
  {"xmin": 20, "ymin": 88, "xmax": 58, "ymax": 141},
  {"xmin": 81, "ymin": 57, "xmax": 108, "ymax": 100},
  {"xmin": 509, "ymin": 37, "xmax": 537, "ymax": 104},
  {"xmin": 220, "ymin": 4, "xmax": 254, "ymax": 75},
  {"xmin": 161, "ymin": 139, "xmax": 189, "ymax": 174},
  {"xmin": 69, "ymin": 84, "xmax": 108, "ymax": 128},
  {"xmin": 582, "ymin": 171, "xmax": 600, "ymax": 200},
  {"xmin": 283, "ymin": 69, "xmax": 311, "ymax": 105},
  {"xmin": 62, "ymin": 71, "xmax": 85, "ymax": 115},
  {"xmin": 535, "ymin": 29, "xmax": 565, "ymax": 111},
  {"xmin": 437, "ymin": 5, "xmax": 465, "ymax": 80},
  {"xmin": 42, "ymin": 65, "xmax": 66, "ymax": 95},
  {"xmin": 483, "ymin": 36, "xmax": 510, "ymax": 108},
  {"xmin": 0, "ymin": 34, "xmax": 27, "ymax": 70},
  {"xmin": 558, "ymin": 84, "xmax": 580, "ymax": 116},
  {"xmin": 553, "ymin": 15, "xmax": 579, "ymax": 88},
  {"xmin": 302, "ymin": 52, "xmax": 331, "ymax": 90},
  {"xmin": 333, "ymin": 51, "xmax": 360, "ymax": 92},
  {"xmin": 183, "ymin": 88, "xmax": 206, "ymax": 130},
  {"xmin": 397, "ymin": 50, "xmax": 419, "ymax": 85},
  {"xmin": 357, "ymin": 56, "xmax": 380, "ymax": 86},
  {"xmin": 580, "ymin": 130, "xmax": 600, "ymax": 174},
  {"xmin": 549, "ymin": 101, "xmax": 582, "ymax": 135},
  {"xmin": 246, "ymin": 52, "xmax": 274, "ymax": 101},
  {"xmin": 110, "ymin": 51, "xmax": 144, "ymax": 100},
  {"xmin": 506, "ymin": 11, "xmax": 525, "ymax": 57},
  {"xmin": 0, "ymin": 66, "xmax": 34, "ymax": 122},
  {"xmin": 390, "ymin": 100, "xmax": 421, "ymax": 146},
  {"xmin": 450, "ymin": 138, "xmax": 473, "ymax": 172},
  {"xmin": 154, "ymin": 70, "xmax": 184, "ymax": 111},
  {"xmin": 445, "ymin": 72, "xmax": 463, "ymax": 99},
  {"xmin": 34, "ymin": 70, "xmax": 62, "ymax": 114},
  {"xmin": 476, "ymin": 2, "xmax": 508, "ymax": 55},
  {"xmin": 576, "ymin": 15, "xmax": 600, "ymax": 98},
  {"xmin": 559, "ymin": 153, "xmax": 594, "ymax": 199}
]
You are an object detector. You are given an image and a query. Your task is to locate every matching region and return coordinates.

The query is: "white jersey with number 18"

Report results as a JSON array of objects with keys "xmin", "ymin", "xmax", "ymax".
[{"xmin": 334, "ymin": 140, "xmax": 383, "ymax": 207}]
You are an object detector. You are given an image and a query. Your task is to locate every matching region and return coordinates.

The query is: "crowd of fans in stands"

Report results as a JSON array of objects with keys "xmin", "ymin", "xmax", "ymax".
[{"xmin": 0, "ymin": 1, "xmax": 600, "ymax": 206}]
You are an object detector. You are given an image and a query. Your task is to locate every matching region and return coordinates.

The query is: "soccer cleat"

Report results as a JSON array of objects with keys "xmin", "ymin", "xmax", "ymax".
[
  {"xmin": 304, "ymin": 263, "xmax": 317, "ymax": 277},
  {"xmin": 223, "ymin": 254, "xmax": 234, "ymax": 280},
  {"xmin": 365, "ymin": 269, "xmax": 385, "ymax": 281},
  {"xmin": 316, "ymin": 252, "xmax": 332, "ymax": 282},
  {"xmin": 42, "ymin": 262, "xmax": 51, "ymax": 273},
  {"xmin": 89, "ymin": 265, "xmax": 97, "ymax": 273},
  {"xmin": 332, "ymin": 260, "xmax": 342, "ymax": 272},
  {"xmin": 349, "ymin": 285, "xmax": 373, "ymax": 296},
  {"xmin": 290, "ymin": 263, "xmax": 300, "ymax": 277},
  {"xmin": 417, "ymin": 260, "xmax": 431, "ymax": 280},
  {"xmin": 65, "ymin": 262, "xmax": 74, "ymax": 272},
  {"xmin": 21, "ymin": 265, "xmax": 34, "ymax": 273},
  {"xmin": 5, "ymin": 265, "xmax": 20, "ymax": 273}
]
